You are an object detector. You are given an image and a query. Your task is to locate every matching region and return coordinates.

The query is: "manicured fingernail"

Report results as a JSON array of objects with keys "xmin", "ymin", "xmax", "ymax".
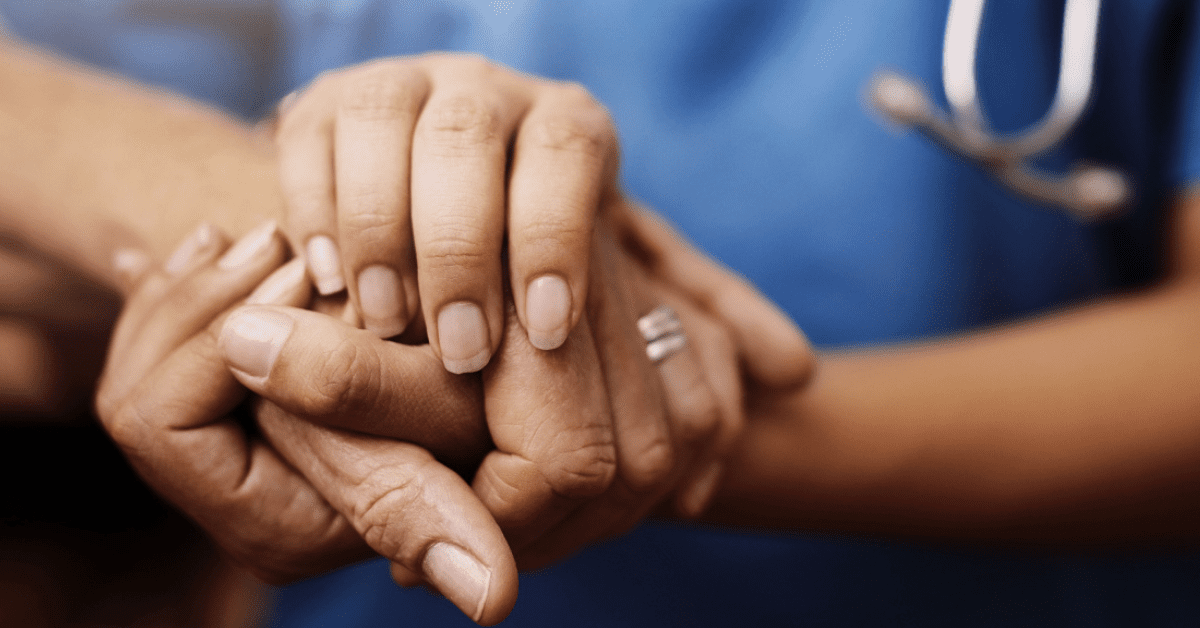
[
  {"xmin": 218, "ymin": 221, "xmax": 278, "ymax": 270},
  {"xmin": 525, "ymin": 274, "xmax": 571, "ymax": 351},
  {"xmin": 246, "ymin": 258, "xmax": 308, "ymax": 305},
  {"xmin": 358, "ymin": 265, "xmax": 407, "ymax": 338},
  {"xmin": 306, "ymin": 235, "xmax": 345, "ymax": 295},
  {"xmin": 219, "ymin": 307, "xmax": 294, "ymax": 379},
  {"xmin": 165, "ymin": 223, "xmax": 218, "ymax": 275},
  {"xmin": 437, "ymin": 302, "xmax": 490, "ymax": 374},
  {"xmin": 423, "ymin": 543, "xmax": 490, "ymax": 623},
  {"xmin": 680, "ymin": 461, "xmax": 724, "ymax": 518}
]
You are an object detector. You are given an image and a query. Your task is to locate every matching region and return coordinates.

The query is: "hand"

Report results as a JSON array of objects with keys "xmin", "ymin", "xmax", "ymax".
[
  {"xmin": 219, "ymin": 213, "xmax": 746, "ymax": 574},
  {"xmin": 276, "ymin": 53, "xmax": 617, "ymax": 372},
  {"xmin": 94, "ymin": 222, "xmax": 518, "ymax": 625},
  {"xmin": 611, "ymin": 203, "xmax": 815, "ymax": 391}
]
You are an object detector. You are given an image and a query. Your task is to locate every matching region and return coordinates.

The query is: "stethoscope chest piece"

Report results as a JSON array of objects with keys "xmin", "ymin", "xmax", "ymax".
[{"xmin": 868, "ymin": 0, "xmax": 1129, "ymax": 221}]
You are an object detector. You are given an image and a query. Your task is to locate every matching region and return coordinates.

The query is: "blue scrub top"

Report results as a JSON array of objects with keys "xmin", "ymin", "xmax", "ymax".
[{"xmin": 7, "ymin": 0, "xmax": 1200, "ymax": 625}]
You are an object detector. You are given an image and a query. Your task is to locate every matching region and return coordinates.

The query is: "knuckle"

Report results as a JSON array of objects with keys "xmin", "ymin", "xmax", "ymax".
[
  {"xmin": 525, "ymin": 107, "xmax": 613, "ymax": 160},
  {"xmin": 338, "ymin": 65, "xmax": 426, "ymax": 121},
  {"xmin": 354, "ymin": 469, "xmax": 427, "ymax": 559},
  {"xmin": 542, "ymin": 435, "xmax": 617, "ymax": 499},
  {"xmin": 282, "ymin": 180, "xmax": 332, "ymax": 216},
  {"xmin": 340, "ymin": 204, "xmax": 406, "ymax": 247},
  {"xmin": 436, "ymin": 53, "xmax": 495, "ymax": 79},
  {"xmin": 304, "ymin": 338, "xmax": 381, "ymax": 418},
  {"xmin": 106, "ymin": 400, "xmax": 150, "ymax": 456},
  {"xmin": 418, "ymin": 93, "xmax": 503, "ymax": 154},
  {"xmin": 419, "ymin": 222, "xmax": 493, "ymax": 272},
  {"xmin": 621, "ymin": 423, "xmax": 676, "ymax": 493},
  {"xmin": 514, "ymin": 215, "xmax": 593, "ymax": 253},
  {"xmin": 670, "ymin": 381, "xmax": 722, "ymax": 445}
]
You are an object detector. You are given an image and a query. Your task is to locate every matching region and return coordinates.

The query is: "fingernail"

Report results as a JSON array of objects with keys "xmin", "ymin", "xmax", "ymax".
[
  {"xmin": 680, "ymin": 461, "xmax": 724, "ymax": 518},
  {"xmin": 112, "ymin": 248, "xmax": 151, "ymax": 285},
  {"xmin": 165, "ymin": 223, "xmax": 218, "ymax": 275},
  {"xmin": 246, "ymin": 258, "xmax": 308, "ymax": 305},
  {"xmin": 306, "ymin": 235, "xmax": 345, "ymax": 295},
  {"xmin": 218, "ymin": 221, "xmax": 278, "ymax": 270},
  {"xmin": 423, "ymin": 543, "xmax": 491, "ymax": 623},
  {"xmin": 437, "ymin": 302, "xmax": 490, "ymax": 374},
  {"xmin": 525, "ymin": 274, "xmax": 571, "ymax": 351},
  {"xmin": 357, "ymin": 265, "xmax": 407, "ymax": 338},
  {"xmin": 219, "ymin": 307, "xmax": 294, "ymax": 379}
]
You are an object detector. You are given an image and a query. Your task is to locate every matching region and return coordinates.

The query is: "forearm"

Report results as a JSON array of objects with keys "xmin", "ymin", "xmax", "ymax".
[
  {"xmin": 0, "ymin": 36, "xmax": 280, "ymax": 289},
  {"xmin": 709, "ymin": 275, "xmax": 1200, "ymax": 544}
]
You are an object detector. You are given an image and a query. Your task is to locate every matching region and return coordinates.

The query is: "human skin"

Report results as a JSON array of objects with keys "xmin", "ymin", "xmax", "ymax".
[
  {"xmin": 618, "ymin": 198, "xmax": 1200, "ymax": 544},
  {"xmin": 0, "ymin": 34, "xmax": 767, "ymax": 624}
]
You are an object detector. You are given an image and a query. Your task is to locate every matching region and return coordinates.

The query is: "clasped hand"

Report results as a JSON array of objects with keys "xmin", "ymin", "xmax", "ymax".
[{"xmin": 95, "ymin": 54, "xmax": 812, "ymax": 625}]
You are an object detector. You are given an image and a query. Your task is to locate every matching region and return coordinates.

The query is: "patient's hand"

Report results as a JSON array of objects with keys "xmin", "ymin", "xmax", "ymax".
[
  {"xmin": 94, "ymin": 222, "xmax": 518, "ymax": 625},
  {"xmin": 276, "ymin": 53, "xmax": 618, "ymax": 372}
]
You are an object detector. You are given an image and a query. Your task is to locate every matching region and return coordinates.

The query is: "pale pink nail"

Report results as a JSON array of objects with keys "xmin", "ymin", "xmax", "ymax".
[
  {"xmin": 357, "ymin": 265, "xmax": 407, "ymax": 338},
  {"xmin": 218, "ymin": 221, "xmax": 279, "ymax": 270},
  {"xmin": 437, "ymin": 302, "xmax": 490, "ymax": 374},
  {"xmin": 306, "ymin": 235, "xmax": 345, "ymax": 295},
  {"xmin": 165, "ymin": 223, "xmax": 218, "ymax": 275},
  {"xmin": 219, "ymin": 307, "xmax": 294, "ymax": 379},
  {"xmin": 525, "ymin": 274, "xmax": 571, "ymax": 351},
  {"xmin": 246, "ymin": 258, "xmax": 308, "ymax": 305},
  {"xmin": 423, "ymin": 543, "xmax": 491, "ymax": 623}
]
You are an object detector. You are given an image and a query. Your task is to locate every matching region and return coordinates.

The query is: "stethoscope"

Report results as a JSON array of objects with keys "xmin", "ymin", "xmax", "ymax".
[{"xmin": 868, "ymin": 0, "xmax": 1129, "ymax": 221}]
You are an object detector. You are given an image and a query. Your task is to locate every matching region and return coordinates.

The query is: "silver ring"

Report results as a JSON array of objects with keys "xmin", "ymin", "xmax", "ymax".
[{"xmin": 637, "ymin": 305, "xmax": 687, "ymax": 364}]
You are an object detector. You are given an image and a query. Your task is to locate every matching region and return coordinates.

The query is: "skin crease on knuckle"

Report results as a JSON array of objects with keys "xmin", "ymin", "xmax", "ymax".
[
  {"xmin": 525, "ymin": 106, "xmax": 613, "ymax": 161},
  {"xmin": 418, "ymin": 92, "xmax": 506, "ymax": 157},
  {"xmin": 303, "ymin": 335, "xmax": 384, "ymax": 420},
  {"xmin": 338, "ymin": 63, "xmax": 427, "ymax": 122},
  {"xmin": 352, "ymin": 465, "xmax": 431, "ymax": 561},
  {"xmin": 338, "ymin": 196, "xmax": 408, "ymax": 244},
  {"xmin": 420, "ymin": 225, "xmax": 495, "ymax": 277}
]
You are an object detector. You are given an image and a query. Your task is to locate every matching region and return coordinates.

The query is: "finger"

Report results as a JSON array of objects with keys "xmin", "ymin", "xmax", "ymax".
[
  {"xmin": 256, "ymin": 403, "xmax": 519, "ymax": 626},
  {"xmin": 277, "ymin": 81, "xmax": 345, "ymax": 295},
  {"xmin": 111, "ymin": 247, "xmax": 153, "ymax": 296},
  {"xmin": 589, "ymin": 234, "xmax": 674, "ymax": 495},
  {"xmin": 603, "ymin": 227, "xmax": 729, "ymax": 519},
  {"xmin": 507, "ymin": 83, "xmax": 617, "ymax": 351},
  {"xmin": 411, "ymin": 60, "xmax": 529, "ymax": 373},
  {"xmin": 218, "ymin": 305, "xmax": 489, "ymax": 469},
  {"xmin": 473, "ymin": 300, "xmax": 617, "ymax": 549},
  {"xmin": 107, "ymin": 329, "xmax": 369, "ymax": 584},
  {"xmin": 618, "ymin": 204, "xmax": 815, "ymax": 388},
  {"xmin": 334, "ymin": 62, "xmax": 429, "ymax": 338},
  {"xmin": 164, "ymin": 222, "xmax": 225, "ymax": 277},
  {"xmin": 500, "ymin": 239, "xmax": 670, "ymax": 568},
  {"xmin": 106, "ymin": 223, "xmax": 230, "ymax": 369},
  {"xmin": 656, "ymin": 290, "xmax": 743, "ymax": 518},
  {"xmin": 98, "ymin": 221, "xmax": 287, "ymax": 409}
]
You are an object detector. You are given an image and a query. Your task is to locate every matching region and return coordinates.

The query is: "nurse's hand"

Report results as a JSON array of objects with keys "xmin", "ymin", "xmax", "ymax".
[
  {"xmin": 276, "ymin": 53, "xmax": 617, "ymax": 373},
  {"xmin": 94, "ymin": 223, "xmax": 519, "ymax": 625}
]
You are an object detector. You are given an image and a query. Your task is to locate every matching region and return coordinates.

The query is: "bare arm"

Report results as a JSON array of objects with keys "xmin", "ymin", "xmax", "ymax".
[
  {"xmin": 697, "ymin": 191, "xmax": 1200, "ymax": 543},
  {"xmin": 0, "ymin": 35, "xmax": 278, "ymax": 288}
]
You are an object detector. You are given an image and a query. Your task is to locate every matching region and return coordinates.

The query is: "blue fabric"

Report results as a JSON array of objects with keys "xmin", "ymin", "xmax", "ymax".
[{"xmin": 6, "ymin": 0, "xmax": 1200, "ymax": 625}]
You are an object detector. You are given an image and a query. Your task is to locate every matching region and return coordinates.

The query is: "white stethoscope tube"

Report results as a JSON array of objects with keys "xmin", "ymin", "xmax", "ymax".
[{"xmin": 870, "ymin": 0, "xmax": 1129, "ymax": 220}]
